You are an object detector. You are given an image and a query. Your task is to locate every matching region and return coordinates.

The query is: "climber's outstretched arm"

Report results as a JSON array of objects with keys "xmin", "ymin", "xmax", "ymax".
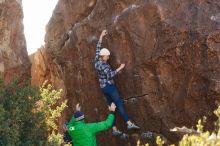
[
  {"xmin": 88, "ymin": 103, "xmax": 116, "ymax": 134},
  {"xmin": 95, "ymin": 30, "xmax": 107, "ymax": 61}
]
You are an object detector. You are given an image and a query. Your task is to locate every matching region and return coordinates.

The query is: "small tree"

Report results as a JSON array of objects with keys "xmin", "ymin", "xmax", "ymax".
[
  {"xmin": 0, "ymin": 80, "xmax": 70, "ymax": 146},
  {"xmin": 39, "ymin": 81, "xmax": 69, "ymax": 146},
  {"xmin": 0, "ymin": 80, "xmax": 46, "ymax": 146}
]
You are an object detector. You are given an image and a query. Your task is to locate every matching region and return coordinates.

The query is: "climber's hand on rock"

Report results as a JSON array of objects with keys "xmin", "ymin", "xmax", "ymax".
[
  {"xmin": 117, "ymin": 64, "xmax": 125, "ymax": 72},
  {"xmin": 120, "ymin": 64, "xmax": 125, "ymax": 69},
  {"xmin": 76, "ymin": 103, "xmax": 81, "ymax": 111},
  {"xmin": 108, "ymin": 103, "xmax": 116, "ymax": 112},
  {"xmin": 100, "ymin": 30, "xmax": 107, "ymax": 40}
]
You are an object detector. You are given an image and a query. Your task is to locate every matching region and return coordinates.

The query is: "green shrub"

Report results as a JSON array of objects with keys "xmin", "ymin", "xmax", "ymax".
[
  {"xmin": 0, "ymin": 80, "xmax": 46, "ymax": 146},
  {"xmin": 156, "ymin": 136, "xmax": 165, "ymax": 146},
  {"xmin": 0, "ymin": 80, "xmax": 69, "ymax": 146},
  {"xmin": 40, "ymin": 81, "xmax": 69, "ymax": 146},
  {"xmin": 179, "ymin": 106, "xmax": 220, "ymax": 146},
  {"xmin": 154, "ymin": 106, "xmax": 220, "ymax": 146}
]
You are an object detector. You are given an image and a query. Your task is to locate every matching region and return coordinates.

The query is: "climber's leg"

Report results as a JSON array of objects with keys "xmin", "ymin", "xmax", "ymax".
[
  {"xmin": 102, "ymin": 84, "xmax": 139, "ymax": 130},
  {"xmin": 102, "ymin": 91, "xmax": 116, "ymax": 127},
  {"xmin": 102, "ymin": 84, "xmax": 129, "ymax": 122},
  {"xmin": 107, "ymin": 85, "xmax": 130, "ymax": 123}
]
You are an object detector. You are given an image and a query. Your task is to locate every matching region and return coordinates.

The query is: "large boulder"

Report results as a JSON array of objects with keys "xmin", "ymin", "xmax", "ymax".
[
  {"xmin": 31, "ymin": 0, "xmax": 220, "ymax": 145},
  {"xmin": 0, "ymin": 0, "xmax": 30, "ymax": 82}
]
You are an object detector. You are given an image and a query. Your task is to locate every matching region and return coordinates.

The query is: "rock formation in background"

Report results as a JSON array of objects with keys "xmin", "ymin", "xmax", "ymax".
[
  {"xmin": 0, "ymin": 0, "xmax": 30, "ymax": 82},
  {"xmin": 31, "ymin": 0, "xmax": 220, "ymax": 145}
]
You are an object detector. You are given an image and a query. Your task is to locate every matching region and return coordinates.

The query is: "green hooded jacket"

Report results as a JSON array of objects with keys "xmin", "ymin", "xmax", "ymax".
[{"xmin": 68, "ymin": 113, "xmax": 114, "ymax": 146}]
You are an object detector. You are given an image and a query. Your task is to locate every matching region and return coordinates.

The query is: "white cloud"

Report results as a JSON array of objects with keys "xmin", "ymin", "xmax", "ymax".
[{"xmin": 23, "ymin": 0, "xmax": 58, "ymax": 54}]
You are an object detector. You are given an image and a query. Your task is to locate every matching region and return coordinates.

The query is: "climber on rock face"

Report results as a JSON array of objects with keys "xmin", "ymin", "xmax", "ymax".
[
  {"xmin": 94, "ymin": 29, "xmax": 140, "ymax": 136},
  {"xmin": 68, "ymin": 103, "xmax": 116, "ymax": 146}
]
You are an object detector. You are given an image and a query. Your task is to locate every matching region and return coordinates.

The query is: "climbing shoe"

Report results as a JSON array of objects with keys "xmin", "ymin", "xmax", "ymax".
[
  {"xmin": 127, "ymin": 123, "xmax": 140, "ymax": 130},
  {"xmin": 112, "ymin": 130, "xmax": 122, "ymax": 136}
]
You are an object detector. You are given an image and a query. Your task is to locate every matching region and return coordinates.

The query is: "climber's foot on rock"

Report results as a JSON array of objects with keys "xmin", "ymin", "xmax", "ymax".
[
  {"xmin": 112, "ymin": 129, "xmax": 122, "ymax": 136},
  {"xmin": 127, "ymin": 123, "xmax": 140, "ymax": 130}
]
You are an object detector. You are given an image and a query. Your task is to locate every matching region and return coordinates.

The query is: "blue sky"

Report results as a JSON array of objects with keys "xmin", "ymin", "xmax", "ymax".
[{"xmin": 23, "ymin": 0, "xmax": 59, "ymax": 54}]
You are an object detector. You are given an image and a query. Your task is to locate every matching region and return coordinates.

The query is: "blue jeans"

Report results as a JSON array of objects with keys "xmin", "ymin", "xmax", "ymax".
[{"xmin": 101, "ymin": 84, "xmax": 129, "ymax": 127}]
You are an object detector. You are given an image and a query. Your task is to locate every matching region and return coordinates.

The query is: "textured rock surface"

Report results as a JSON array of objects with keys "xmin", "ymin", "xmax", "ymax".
[
  {"xmin": 0, "ymin": 0, "xmax": 30, "ymax": 82},
  {"xmin": 32, "ymin": 0, "xmax": 220, "ymax": 145}
]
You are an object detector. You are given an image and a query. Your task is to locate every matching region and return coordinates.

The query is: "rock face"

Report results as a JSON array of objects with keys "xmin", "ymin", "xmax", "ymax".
[
  {"xmin": 0, "ymin": 0, "xmax": 30, "ymax": 82},
  {"xmin": 31, "ymin": 0, "xmax": 220, "ymax": 145}
]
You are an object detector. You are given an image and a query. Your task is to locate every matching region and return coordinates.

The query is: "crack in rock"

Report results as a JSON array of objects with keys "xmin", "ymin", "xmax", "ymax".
[{"xmin": 124, "ymin": 93, "xmax": 148, "ymax": 101}]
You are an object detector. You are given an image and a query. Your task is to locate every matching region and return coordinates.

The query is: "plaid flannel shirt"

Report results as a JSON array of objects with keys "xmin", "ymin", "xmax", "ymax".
[{"xmin": 95, "ymin": 40, "xmax": 118, "ymax": 88}]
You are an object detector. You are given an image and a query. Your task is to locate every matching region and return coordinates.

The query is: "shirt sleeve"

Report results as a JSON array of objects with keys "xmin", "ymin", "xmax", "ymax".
[
  {"xmin": 88, "ymin": 113, "xmax": 115, "ymax": 134},
  {"xmin": 68, "ymin": 116, "xmax": 76, "ymax": 129},
  {"xmin": 95, "ymin": 40, "xmax": 102, "ymax": 62},
  {"xmin": 103, "ymin": 64, "xmax": 118, "ymax": 80}
]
